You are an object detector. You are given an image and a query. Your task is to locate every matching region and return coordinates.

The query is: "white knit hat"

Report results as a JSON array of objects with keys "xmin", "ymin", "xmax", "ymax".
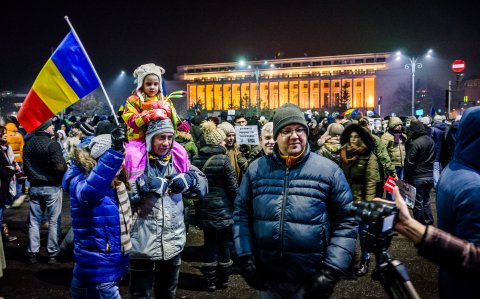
[
  {"xmin": 133, "ymin": 63, "xmax": 165, "ymax": 101},
  {"xmin": 89, "ymin": 134, "xmax": 112, "ymax": 159}
]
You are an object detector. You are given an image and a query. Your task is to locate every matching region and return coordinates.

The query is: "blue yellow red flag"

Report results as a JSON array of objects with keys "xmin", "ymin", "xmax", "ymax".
[{"xmin": 17, "ymin": 31, "xmax": 99, "ymax": 132}]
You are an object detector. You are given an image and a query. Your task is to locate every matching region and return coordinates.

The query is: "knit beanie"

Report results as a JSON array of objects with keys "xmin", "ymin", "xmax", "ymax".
[
  {"xmin": 272, "ymin": 104, "xmax": 308, "ymax": 139},
  {"xmin": 146, "ymin": 118, "xmax": 175, "ymax": 153},
  {"xmin": 89, "ymin": 134, "xmax": 112, "ymax": 159},
  {"xmin": 95, "ymin": 120, "xmax": 117, "ymax": 136},
  {"xmin": 217, "ymin": 121, "xmax": 235, "ymax": 135},
  {"xmin": 201, "ymin": 121, "xmax": 226, "ymax": 145},
  {"xmin": 36, "ymin": 119, "xmax": 53, "ymax": 132},
  {"xmin": 177, "ymin": 121, "xmax": 191, "ymax": 133},
  {"xmin": 80, "ymin": 122, "xmax": 95, "ymax": 136},
  {"xmin": 133, "ymin": 63, "xmax": 165, "ymax": 101}
]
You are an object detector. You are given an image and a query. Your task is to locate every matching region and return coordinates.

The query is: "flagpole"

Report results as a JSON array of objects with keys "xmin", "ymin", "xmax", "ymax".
[{"xmin": 64, "ymin": 16, "xmax": 119, "ymax": 126}]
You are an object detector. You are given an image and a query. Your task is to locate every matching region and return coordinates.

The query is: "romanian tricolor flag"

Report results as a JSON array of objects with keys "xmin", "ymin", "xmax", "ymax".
[{"xmin": 17, "ymin": 31, "xmax": 99, "ymax": 132}]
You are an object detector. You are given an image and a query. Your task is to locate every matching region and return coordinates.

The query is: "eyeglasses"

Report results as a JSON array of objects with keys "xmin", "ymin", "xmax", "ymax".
[{"xmin": 279, "ymin": 128, "xmax": 306, "ymax": 137}]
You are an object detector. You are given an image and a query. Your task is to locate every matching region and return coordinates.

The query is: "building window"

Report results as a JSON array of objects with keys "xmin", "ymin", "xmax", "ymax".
[
  {"xmin": 292, "ymin": 63, "xmax": 301, "ymax": 67},
  {"xmin": 314, "ymin": 83, "xmax": 319, "ymax": 88},
  {"xmin": 356, "ymin": 81, "xmax": 362, "ymax": 87},
  {"xmin": 312, "ymin": 61, "xmax": 321, "ymax": 66},
  {"xmin": 354, "ymin": 59, "xmax": 364, "ymax": 63},
  {"xmin": 334, "ymin": 82, "xmax": 340, "ymax": 88},
  {"xmin": 376, "ymin": 57, "xmax": 386, "ymax": 62},
  {"xmin": 323, "ymin": 82, "xmax": 330, "ymax": 88},
  {"xmin": 366, "ymin": 58, "xmax": 375, "ymax": 63},
  {"xmin": 323, "ymin": 61, "xmax": 331, "ymax": 65}
]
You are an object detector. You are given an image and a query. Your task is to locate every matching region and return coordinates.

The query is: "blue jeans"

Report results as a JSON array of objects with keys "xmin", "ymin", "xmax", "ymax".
[
  {"xmin": 411, "ymin": 177, "xmax": 434, "ymax": 226},
  {"xmin": 71, "ymin": 277, "xmax": 121, "ymax": 299},
  {"xmin": 129, "ymin": 254, "xmax": 181, "ymax": 299},
  {"xmin": 27, "ymin": 186, "xmax": 63, "ymax": 256},
  {"xmin": 433, "ymin": 162, "xmax": 442, "ymax": 188}
]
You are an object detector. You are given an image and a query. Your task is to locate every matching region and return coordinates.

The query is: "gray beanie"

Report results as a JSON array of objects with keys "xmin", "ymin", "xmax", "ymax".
[
  {"xmin": 89, "ymin": 134, "xmax": 112, "ymax": 159},
  {"xmin": 146, "ymin": 118, "xmax": 175, "ymax": 152},
  {"xmin": 272, "ymin": 104, "xmax": 308, "ymax": 139}
]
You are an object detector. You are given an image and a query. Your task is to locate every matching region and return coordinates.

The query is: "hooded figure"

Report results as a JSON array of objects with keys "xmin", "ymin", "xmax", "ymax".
[{"xmin": 436, "ymin": 106, "xmax": 480, "ymax": 299}]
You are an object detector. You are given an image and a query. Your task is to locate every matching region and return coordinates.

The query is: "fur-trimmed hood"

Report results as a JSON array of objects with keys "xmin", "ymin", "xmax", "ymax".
[{"xmin": 340, "ymin": 123, "xmax": 375, "ymax": 153}]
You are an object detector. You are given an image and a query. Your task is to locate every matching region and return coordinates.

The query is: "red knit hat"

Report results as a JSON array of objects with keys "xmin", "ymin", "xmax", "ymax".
[{"xmin": 177, "ymin": 121, "xmax": 190, "ymax": 133}]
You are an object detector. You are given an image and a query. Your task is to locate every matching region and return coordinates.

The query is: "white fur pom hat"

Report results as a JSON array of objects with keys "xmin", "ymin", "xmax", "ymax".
[{"xmin": 133, "ymin": 63, "xmax": 165, "ymax": 101}]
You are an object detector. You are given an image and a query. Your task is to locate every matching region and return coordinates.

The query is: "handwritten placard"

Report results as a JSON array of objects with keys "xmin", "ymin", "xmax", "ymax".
[{"xmin": 235, "ymin": 125, "xmax": 259, "ymax": 145}]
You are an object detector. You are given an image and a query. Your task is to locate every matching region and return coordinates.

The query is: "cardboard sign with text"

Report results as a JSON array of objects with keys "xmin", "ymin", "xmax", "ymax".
[{"xmin": 235, "ymin": 125, "xmax": 259, "ymax": 145}]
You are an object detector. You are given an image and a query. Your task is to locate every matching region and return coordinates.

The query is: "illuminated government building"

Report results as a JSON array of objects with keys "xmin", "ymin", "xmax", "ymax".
[{"xmin": 174, "ymin": 52, "xmax": 392, "ymax": 111}]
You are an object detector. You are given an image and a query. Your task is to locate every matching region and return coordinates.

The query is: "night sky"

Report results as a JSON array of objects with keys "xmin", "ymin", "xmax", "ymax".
[{"xmin": 2, "ymin": 0, "xmax": 479, "ymax": 101}]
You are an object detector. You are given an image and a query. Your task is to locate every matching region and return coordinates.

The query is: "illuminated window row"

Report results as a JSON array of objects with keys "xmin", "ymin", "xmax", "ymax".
[{"xmin": 188, "ymin": 78, "xmax": 376, "ymax": 111}]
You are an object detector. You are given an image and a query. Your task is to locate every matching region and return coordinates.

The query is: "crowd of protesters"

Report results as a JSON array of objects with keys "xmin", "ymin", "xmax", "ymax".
[{"xmin": 0, "ymin": 62, "xmax": 479, "ymax": 299}]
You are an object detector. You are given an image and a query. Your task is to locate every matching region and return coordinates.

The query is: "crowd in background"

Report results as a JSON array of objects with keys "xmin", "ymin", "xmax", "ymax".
[{"xmin": 0, "ymin": 63, "xmax": 477, "ymax": 299}]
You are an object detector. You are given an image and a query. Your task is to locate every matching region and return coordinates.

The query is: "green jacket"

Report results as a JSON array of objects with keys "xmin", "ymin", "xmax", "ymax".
[
  {"xmin": 341, "ymin": 150, "xmax": 381, "ymax": 202},
  {"xmin": 381, "ymin": 131, "xmax": 407, "ymax": 167},
  {"xmin": 372, "ymin": 134, "xmax": 396, "ymax": 178}
]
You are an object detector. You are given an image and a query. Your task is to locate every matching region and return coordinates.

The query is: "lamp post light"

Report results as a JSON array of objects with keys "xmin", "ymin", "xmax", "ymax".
[{"xmin": 397, "ymin": 50, "xmax": 432, "ymax": 116}]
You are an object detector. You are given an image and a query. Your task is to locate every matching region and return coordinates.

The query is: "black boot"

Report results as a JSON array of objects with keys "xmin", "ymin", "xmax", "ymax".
[
  {"xmin": 201, "ymin": 262, "xmax": 218, "ymax": 292},
  {"xmin": 2, "ymin": 223, "xmax": 17, "ymax": 242},
  {"xmin": 354, "ymin": 259, "xmax": 370, "ymax": 277},
  {"xmin": 217, "ymin": 260, "xmax": 233, "ymax": 289}
]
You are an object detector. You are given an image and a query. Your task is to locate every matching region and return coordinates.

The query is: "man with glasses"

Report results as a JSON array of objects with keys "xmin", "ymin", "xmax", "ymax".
[{"xmin": 233, "ymin": 103, "xmax": 357, "ymax": 298}]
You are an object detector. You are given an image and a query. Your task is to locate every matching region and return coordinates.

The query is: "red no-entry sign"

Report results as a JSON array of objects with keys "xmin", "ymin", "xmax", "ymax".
[{"xmin": 451, "ymin": 60, "xmax": 466, "ymax": 73}]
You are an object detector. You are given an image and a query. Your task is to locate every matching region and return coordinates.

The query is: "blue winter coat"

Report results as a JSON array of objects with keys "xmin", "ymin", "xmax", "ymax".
[
  {"xmin": 233, "ymin": 145, "xmax": 357, "ymax": 283},
  {"xmin": 436, "ymin": 107, "xmax": 480, "ymax": 299},
  {"xmin": 63, "ymin": 149, "xmax": 129, "ymax": 284}
]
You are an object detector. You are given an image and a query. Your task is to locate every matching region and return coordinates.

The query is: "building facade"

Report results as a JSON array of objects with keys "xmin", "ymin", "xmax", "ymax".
[{"xmin": 174, "ymin": 52, "xmax": 391, "ymax": 112}]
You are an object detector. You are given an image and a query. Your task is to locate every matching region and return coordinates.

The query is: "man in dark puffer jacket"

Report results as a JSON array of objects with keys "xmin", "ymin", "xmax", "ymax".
[
  {"xmin": 233, "ymin": 104, "xmax": 357, "ymax": 299},
  {"xmin": 404, "ymin": 120, "xmax": 435, "ymax": 226},
  {"xmin": 23, "ymin": 119, "xmax": 67, "ymax": 264}
]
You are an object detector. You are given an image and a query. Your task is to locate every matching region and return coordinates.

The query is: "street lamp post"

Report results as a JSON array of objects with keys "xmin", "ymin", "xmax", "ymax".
[
  {"xmin": 404, "ymin": 57, "xmax": 422, "ymax": 116},
  {"xmin": 398, "ymin": 50, "xmax": 432, "ymax": 117}
]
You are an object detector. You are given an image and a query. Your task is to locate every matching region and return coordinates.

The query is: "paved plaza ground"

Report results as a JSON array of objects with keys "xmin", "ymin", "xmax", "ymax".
[{"xmin": 0, "ymin": 192, "xmax": 439, "ymax": 299}]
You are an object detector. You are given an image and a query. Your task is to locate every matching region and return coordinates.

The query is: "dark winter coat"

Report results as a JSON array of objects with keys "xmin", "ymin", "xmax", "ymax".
[
  {"xmin": 404, "ymin": 121, "xmax": 435, "ymax": 183},
  {"xmin": 440, "ymin": 121, "xmax": 459, "ymax": 167},
  {"xmin": 233, "ymin": 144, "xmax": 357, "ymax": 283},
  {"xmin": 62, "ymin": 149, "xmax": 128, "ymax": 284},
  {"xmin": 0, "ymin": 145, "xmax": 15, "ymax": 205},
  {"xmin": 436, "ymin": 107, "xmax": 480, "ymax": 299},
  {"xmin": 192, "ymin": 144, "xmax": 238, "ymax": 230},
  {"xmin": 23, "ymin": 131, "xmax": 67, "ymax": 187}
]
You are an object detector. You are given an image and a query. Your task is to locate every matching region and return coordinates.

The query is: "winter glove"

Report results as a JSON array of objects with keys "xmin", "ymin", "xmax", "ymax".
[
  {"xmin": 140, "ymin": 109, "xmax": 168, "ymax": 124},
  {"xmin": 303, "ymin": 267, "xmax": 340, "ymax": 299},
  {"xmin": 238, "ymin": 255, "xmax": 267, "ymax": 291},
  {"xmin": 168, "ymin": 171, "xmax": 198, "ymax": 194},
  {"xmin": 136, "ymin": 174, "xmax": 169, "ymax": 196},
  {"xmin": 111, "ymin": 126, "xmax": 128, "ymax": 153}
]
